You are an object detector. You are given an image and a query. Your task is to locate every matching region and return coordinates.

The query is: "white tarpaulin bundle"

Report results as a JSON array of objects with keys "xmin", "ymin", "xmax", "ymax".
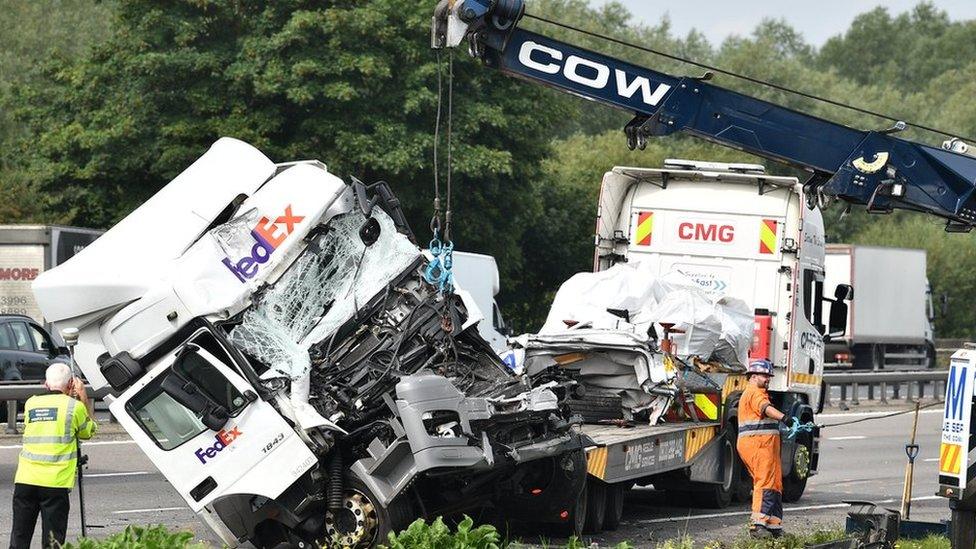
[{"xmin": 539, "ymin": 263, "xmax": 754, "ymax": 366}]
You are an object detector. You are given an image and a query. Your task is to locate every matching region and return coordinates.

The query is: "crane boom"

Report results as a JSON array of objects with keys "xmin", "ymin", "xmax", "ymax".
[{"xmin": 432, "ymin": 0, "xmax": 976, "ymax": 229}]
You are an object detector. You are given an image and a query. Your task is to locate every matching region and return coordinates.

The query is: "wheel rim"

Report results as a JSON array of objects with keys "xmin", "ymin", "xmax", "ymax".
[
  {"xmin": 793, "ymin": 444, "xmax": 811, "ymax": 479},
  {"xmin": 323, "ymin": 490, "xmax": 379, "ymax": 548}
]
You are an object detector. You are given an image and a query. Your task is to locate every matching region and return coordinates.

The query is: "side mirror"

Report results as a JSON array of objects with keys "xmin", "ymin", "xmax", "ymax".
[
  {"xmin": 834, "ymin": 283, "xmax": 854, "ymax": 301},
  {"xmin": 827, "ymin": 300, "xmax": 848, "ymax": 340},
  {"xmin": 160, "ymin": 374, "xmax": 229, "ymax": 432},
  {"xmin": 941, "ymin": 293, "xmax": 949, "ymax": 317}
]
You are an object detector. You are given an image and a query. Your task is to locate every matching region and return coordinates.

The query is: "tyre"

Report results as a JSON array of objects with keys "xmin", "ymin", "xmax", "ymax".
[
  {"xmin": 583, "ymin": 478, "xmax": 607, "ymax": 534},
  {"xmin": 782, "ymin": 438, "xmax": 812, "ymax": 503},
  {"xmin": 853, "ymin": 344, "xmax": 881, "ymax": 370},
  {"xmin": 567, "ymin": 392, "xmax": 623, "ymax": 422},
  {"xmin": 603, "ymin": 484, "xmax": 625, "ymax": 531},
  {"xmin": 322, "ymin": 473, "xmax": 414, "ymax": 548},
  {"xmin": 728, "ymin": 420, "xmax": 752, "ymax": 503},
  {"xmin": 690, "ymin": 435, "xmax": 734, "ymax": 509},
  {"xmin": 553, "ymin": 478, "xmax": 587, "ymax": 538}
]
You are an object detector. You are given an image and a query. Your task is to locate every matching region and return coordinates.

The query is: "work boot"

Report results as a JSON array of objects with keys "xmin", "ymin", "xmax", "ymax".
[
  {"xmin": 768, "ymin": 527, "xmax": 783, "ymax": 539},
  {"xmin": 748, "ymin": 526, "xmax": 772, "ymax": 539}
]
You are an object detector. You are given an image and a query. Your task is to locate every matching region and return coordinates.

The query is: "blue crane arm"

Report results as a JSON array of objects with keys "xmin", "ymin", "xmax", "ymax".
[{"xmin": 432, "ymin": 0, "xmax": 976, "ymax": 228}]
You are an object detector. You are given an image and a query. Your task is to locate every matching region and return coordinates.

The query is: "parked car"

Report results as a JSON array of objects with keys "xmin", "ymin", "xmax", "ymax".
[
  {"xmin": 0, "ymin": 315, "xmax": 70, "ymax": 421},
  {"xmin": 0, "ymin": 314, "xmax": 69, "ymax": 381}
]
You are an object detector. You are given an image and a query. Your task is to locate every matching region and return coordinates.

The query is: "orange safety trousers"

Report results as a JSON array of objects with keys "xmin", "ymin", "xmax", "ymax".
[
  {"xmin": 737, "ymin": 433, "xmax": 783, "ymax": 530},
  {"xmin": 736, "ymin": 383, "xmax": 783, "ymax": 531}
]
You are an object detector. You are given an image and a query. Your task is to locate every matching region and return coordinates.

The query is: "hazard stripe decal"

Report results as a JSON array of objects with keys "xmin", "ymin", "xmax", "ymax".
[
  {"xmin": 942, "ymin": 442, "xmax": 962, "ymax": 474},
  {"xmin": 759, "ymin": 219, "xmax": 777, "ymax": 254},
  {"xmin": 685, "ymin": 426, "xmax": 718, "ymax": 462},
  {"xmin": 693, "ymin": 393, "xmax": 720, "ymax": 421},
  {"xmin": 634, "ymin": 211, "xmax": 653, "ymax": 246},
  {"xmin": 722, "ymin": 375, "xmax": 747, "ymax": 402},
  {"xmin": 586, "ymin": 447, "xmax": 608, "ymax": 479},
  {"xmin": 790, "ymin": 373, "xmax": 822, "ymax": 386}
]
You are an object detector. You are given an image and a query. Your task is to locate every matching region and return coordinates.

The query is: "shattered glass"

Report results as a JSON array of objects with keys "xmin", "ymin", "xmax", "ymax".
[{"xmin": 229, "ymin": 209, "xmax": 420, "ymax": 379}]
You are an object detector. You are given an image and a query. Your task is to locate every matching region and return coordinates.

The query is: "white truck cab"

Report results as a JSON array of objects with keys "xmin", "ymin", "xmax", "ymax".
[
  {"xmin": 593, "ymin": 159, "xmax": 852, "ymax": 498},
  {"xmin": 32, "ymin": 139, "xmax": 588, "ymax": 547}
]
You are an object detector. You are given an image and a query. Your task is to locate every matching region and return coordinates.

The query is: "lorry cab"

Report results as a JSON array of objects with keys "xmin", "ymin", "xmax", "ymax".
[{"xmin": 593, "ymin": 159, "xmax": 849, "ymax": 409}]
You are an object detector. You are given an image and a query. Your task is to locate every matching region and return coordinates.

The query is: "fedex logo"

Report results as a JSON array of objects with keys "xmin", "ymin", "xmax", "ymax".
[
  {"xmin": 222, "ymin": 205, "xmax": 304, "ymax": 283},
  {"xmin": 194, "ymin": 427, "xmax": 243, "ymax": 464},
  {"xmin": 678, "ymin": 222, "xmax": 735, "ymax": 243}
]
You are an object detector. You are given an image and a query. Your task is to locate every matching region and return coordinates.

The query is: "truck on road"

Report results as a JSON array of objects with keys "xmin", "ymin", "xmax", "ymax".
[
  {"xmin": 551, "ymin": 159, "xmax": 853, "ymax": 530},
  {"xmin": 824, "ymin": 245, "xmax": 937, "ymax": 370},
  {"xmin": 0, "ymin": 225, "xmax": 101, "ymax": 323},
  {"xmin": 34, "ymin": 139, "xmax": 588, "ymax": 548}
]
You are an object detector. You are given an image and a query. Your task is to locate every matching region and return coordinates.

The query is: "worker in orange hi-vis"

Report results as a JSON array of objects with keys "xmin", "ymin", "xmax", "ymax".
[{"xmin": 736, "ymin": 359, "xmax": 796, "ymax": 539}]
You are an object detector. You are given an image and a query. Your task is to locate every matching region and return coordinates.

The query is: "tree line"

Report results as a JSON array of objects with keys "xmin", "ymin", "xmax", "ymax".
[{"xmin": 2, "ymin": 0, "xmax": 976, "ymax": 336}]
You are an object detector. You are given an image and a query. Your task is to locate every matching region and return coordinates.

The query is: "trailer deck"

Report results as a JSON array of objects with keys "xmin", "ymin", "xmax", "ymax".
[{"xmin": 583, "ymin": 421, "xmax": 721, "ymax": 484}]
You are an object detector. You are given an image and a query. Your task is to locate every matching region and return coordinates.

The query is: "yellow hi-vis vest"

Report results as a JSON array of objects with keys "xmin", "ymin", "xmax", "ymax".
[{"xmin": 15, "ymin": 392, "xmax": 97, "ymax": 488}]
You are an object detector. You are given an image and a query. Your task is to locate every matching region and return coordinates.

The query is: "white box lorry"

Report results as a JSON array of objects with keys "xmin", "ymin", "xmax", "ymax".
[
  {"xmin": 33, "ymin": 139, "xmax": 589, "ymax": 547},
  {"xmin": 0, "ymin": 225, "xmax": 101, "ymax": 323},
  {"xmin": 823, "ymin": 245, "xmax": 936, "ymax": 369}
]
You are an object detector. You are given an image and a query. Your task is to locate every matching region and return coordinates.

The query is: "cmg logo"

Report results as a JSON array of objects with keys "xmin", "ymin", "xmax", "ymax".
[
  {"xmin": 677, "ymin": 222, "xmax": 735, "ymax": 243},
  {"xmin": 194, "ymin": 427, "xmax": 243, "ymax": 464},
  {"xmin": 222, "ymin": 205, "xmax": 304, "ymax": 283},
  {"xmin": 517, "ymin": 41, "xmax": 672, "ymax": 108}
]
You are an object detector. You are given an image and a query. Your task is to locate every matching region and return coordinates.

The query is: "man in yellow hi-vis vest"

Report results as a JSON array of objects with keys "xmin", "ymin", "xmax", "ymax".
[{"xmin": 10, "ymin": 362, "xmax": 96, "ymax": 549}]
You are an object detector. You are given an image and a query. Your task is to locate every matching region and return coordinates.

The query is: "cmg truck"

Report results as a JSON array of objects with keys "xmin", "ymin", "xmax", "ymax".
[{"xmin": 590, "ymin": 158, "xmax": 847, "ymax": 507}]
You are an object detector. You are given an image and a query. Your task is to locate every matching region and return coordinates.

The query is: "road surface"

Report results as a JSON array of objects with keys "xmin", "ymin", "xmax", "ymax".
[{"xmin": 0, "ymin": 405, "xmax": 950, "ymax": 547}]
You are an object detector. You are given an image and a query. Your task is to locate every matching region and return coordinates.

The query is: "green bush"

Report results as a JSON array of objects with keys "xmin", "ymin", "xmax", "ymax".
[
  {"xmin": 381, "ymin": 516, "xmax": 501, "ymax": 549},
  {"xmin": 59, "ymin": 525, "xmax": 208, "ymax": 549}
]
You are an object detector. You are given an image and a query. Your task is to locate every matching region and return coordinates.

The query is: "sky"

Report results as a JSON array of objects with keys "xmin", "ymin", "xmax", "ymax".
[{"xmin": 590, "ymin": 1, "xmax": 976, "ymax": 46}]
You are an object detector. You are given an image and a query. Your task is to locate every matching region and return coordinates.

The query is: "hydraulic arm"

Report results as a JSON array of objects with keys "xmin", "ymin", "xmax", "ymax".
[{"xmin": 432, "ymin": 0, "xmax": 976, "ymax": 229}]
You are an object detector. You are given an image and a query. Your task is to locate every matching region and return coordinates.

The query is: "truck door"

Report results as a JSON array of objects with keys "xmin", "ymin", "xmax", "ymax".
[{"xmin": 110, "ymin": 332, "xmax": 317, "ymax": 512}]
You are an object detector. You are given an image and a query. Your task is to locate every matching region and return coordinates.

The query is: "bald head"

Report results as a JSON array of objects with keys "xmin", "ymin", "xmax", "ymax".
[{"xmin": 45, "ymin": 363, "xmax": 72, "ymax": 392}]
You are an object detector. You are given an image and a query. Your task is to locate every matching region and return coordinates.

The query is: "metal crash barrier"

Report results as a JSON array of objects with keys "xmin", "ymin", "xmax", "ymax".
[
  {"xmin": 823, "ymin": 371, "xmax": 947, "ymax": 408},
  {"xmin": 0, "ymin": 381, "xmax": 99, "ymax": 434}
]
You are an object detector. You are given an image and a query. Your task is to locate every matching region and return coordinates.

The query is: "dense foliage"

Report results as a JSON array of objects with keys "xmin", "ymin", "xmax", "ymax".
[
  {"xmin": 3, "ymin": 0, "xmax": 976, "ymax": 335},
  {"xmin": 60, "ymin": 524, "xmax": 208, "ymax": 549}
]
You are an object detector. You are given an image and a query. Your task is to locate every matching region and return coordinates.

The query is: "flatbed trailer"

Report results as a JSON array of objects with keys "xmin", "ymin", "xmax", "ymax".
[{"xmin": 575, "ymin": 373, "xmax": 750, "ymax": 533}]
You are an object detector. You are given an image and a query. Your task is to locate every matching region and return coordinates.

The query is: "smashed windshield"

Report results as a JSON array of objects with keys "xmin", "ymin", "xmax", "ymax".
[{"xmin": 229, "ymin": 208, "xmax": 420, "ymax": 379}]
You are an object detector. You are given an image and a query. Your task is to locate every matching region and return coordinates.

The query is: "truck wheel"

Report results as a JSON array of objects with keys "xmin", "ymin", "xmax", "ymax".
[
  {"xmin": 553, "ymin": 479, "xmax": 587, "ymax": 539},
  {"xmin": 583, "ymin": 478, "xmax": 607, "ymax": 534},
  {"xmin": 322, "ymin": 474, "xmax": 414, "ymax": 548},
  {"xmin": 782, "ymin": 439, "xmax": 812, "ymax": 503},
  {"xmin": 690, "ymin": 435, "xmax": 734, "ymax": 509},
  {"xmin": 727, "ymin": 420, "xmax": 751, "ymax": 503},
  {"xmin": 603, "ymin": 484, "xmax": 625, "ymax": 531}
]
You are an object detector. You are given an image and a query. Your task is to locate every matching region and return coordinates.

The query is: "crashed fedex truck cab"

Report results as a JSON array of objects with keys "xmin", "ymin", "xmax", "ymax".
[{"xmin": 32, "ymin": 138, "xmax": 588, "ymax": 548}]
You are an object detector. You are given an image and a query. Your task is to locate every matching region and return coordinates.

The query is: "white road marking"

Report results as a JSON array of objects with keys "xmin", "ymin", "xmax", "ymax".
[
  {"xmin": 87, "ymin": 471, "xmax": 150, "ymax": 478},
  {"xmin": 0, "ymin": 439, "xmax": 136, "ymax": 450},
  {"xmin": 924, "ymin": 458, "xmax": 941, "ymax": 462},
  {"xmin": 817, "ymin": 409, "xmax": 942, "ymax": 419},
  {"xmin": 828, "ymin": 435, "xmax": 866, "ymax": 441},
  {"xmin": 112, "ymin": 506, "xmax": 188, "ymax": 515},
  {"xmin": 632, "ymin": 496, "xmax": 940, "ymax": 524}
]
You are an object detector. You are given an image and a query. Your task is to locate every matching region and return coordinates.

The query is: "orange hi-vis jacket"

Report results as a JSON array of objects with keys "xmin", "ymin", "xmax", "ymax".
[{"xmin": 736, "ymin": 383, "xmax": 783, "ymax": 531}]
